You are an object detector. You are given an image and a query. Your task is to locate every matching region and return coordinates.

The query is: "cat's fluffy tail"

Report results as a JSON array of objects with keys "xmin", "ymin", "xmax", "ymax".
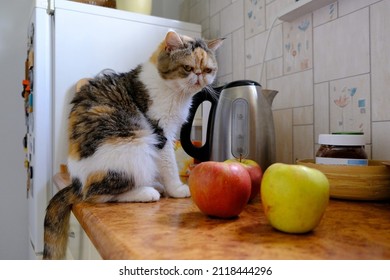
[{"xmin": 43, "ymin": 184, "xmax": 80, "ymax": 260}]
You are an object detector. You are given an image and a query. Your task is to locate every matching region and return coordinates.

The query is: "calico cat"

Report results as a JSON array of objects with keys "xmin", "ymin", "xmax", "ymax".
[{"xmin": 43, "ymin": 31, "xmax": 223, "ymax": 259}]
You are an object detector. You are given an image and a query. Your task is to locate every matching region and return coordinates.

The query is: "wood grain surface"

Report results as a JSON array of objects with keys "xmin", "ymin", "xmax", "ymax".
[{"xmin": 71, "ymin": 196, "xmax": 390, "ymax": 260}]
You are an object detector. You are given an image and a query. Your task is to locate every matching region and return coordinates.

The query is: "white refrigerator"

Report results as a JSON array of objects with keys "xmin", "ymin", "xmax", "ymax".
[{"xmin": 23, "ymin": 0, "xmax": 200, "ymax": 259}]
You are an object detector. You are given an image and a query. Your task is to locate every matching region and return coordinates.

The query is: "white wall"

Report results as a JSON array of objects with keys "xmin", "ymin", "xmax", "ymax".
[
  {"xmin": 0, "ymin": 0, "xmax": 31, "ymax": 259},
  {"xmin": 152, "ymin": 0, "xmax": 186, "ymax": 21}
]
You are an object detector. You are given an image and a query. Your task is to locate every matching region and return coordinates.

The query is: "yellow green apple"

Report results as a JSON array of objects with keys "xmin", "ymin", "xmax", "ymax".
[
  {"xmin": 224, "ymin": 158, "xmax": 263, "ymax": 202},
  {"xmin": 261, "ymin": 163, "xmax": 330, "ymax": 233}
]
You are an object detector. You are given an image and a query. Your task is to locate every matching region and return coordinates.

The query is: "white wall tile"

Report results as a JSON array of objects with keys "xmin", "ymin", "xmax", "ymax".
[
  {"xmin": 364, "ymin": 144, "xmax": 372, "ymax": 159},
  {"xmin": 220, "ymin": 0, "xmax": 244, "ymax": 36},
  {"xmin": 293, "ymin": 105, "xmax": 313, "ymax": 125},
  {"xmin": 200, "ymin": 17, "xmax": 210, "ymax": 38},
  {"xmin": 338, "ymin": 0, "xmax": 382, "ymax": 16},
  {"xmin": 372, "ymin": 121, "xmax": 390, "ymax": 160},
  {"xmin": 232, "ymin": 27, "xmax": 246, "ymax": 80},
  {"xmin": 217, "ymin": 35, "xmax": 232, "ymax": 76},
  {"xmin": 314, "ymin": 82, "xmax": 330, "ymax": 141},
  {"xmin": 266, "ymin": 57, "xmax": 283, "ymax": 79},
  {"xmin": 245, "ymin": 23, "xmax": 281, "ymax": 73},
  {"xmin": 245, "ymin": 64, "xmax": 264, "ymax": 85},
  {"xmin": 273, "ymin": 109, "xmax": 293, "ymax": 163},
  {"xmin": 293, "ymin": 125, "xmax": 314, "ymax": 161},
  {"xmin": 246, "ymin": 31, "xmax": 267, "ymax": 67},
  {"xmin": 371, "ymin": 0, "xmax": 390, "ymax": 121},
  {"xmin": 216, "ymin": 73, "xmax": 233, "ymax": 86},
  {"xmin": 209, "ymin": 13, "xmax": 221, "ymax": 38},
  {"xmin": 266, "ymin": 0, "xmax": 294, "ymax": 29},
  {"xmin": 210, "ymin": 0, "xmax": 231, "ymax": 16},
  {"xmin": 266, "ymin": 22, "xmax": 283, "ymax": 60},
  {"xmin": 313, "ymin": 2, "xmax": 337, "ymax": 27},
  {"xmin": 268, "ymin": 69, "xmax": 313, "ymax": 109},
  {"xmin": 189, "ymin": 0, "xmax": 210, "ymax": 23},
  {"xmin": 313, "ymin": 8, "xmax": 370, "ymax": 83}
]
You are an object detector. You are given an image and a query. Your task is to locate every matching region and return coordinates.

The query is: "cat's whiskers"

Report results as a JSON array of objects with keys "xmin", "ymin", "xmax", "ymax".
[{"xmin": 203, "ymin": 85, "xmax": 219, "ymax": 101}]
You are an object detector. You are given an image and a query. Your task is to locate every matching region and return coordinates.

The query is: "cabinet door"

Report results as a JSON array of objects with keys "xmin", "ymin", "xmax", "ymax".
[{"xmin": 67, "ymin": 212, "xmax": 101, "ymax": 260}]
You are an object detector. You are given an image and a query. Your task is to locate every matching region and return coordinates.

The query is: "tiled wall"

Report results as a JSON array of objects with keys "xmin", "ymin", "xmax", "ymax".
[{"xmin": 182, "ymin": 0, "xmax": 390, "ymax": 164}]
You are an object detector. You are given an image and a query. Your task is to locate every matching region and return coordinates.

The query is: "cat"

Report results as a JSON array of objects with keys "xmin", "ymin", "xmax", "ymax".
[{"xmin": 43, "ymin": 31, "xmax": 223, "ymax": 259}]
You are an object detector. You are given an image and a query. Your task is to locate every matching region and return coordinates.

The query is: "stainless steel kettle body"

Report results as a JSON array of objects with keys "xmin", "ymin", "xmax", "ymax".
[{"xmin": 180, "ymin": 80, "xmax": 277, "ymax": 170}]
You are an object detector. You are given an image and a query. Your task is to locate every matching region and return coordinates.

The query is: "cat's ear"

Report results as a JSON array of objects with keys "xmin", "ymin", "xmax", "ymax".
[
  {"xmin": 207, "ymin": 38, "xmax": 225, "ymax": 52},
  {"xmin": 165, "ymin": 31, "xmax": 184, "ymax": 52}
]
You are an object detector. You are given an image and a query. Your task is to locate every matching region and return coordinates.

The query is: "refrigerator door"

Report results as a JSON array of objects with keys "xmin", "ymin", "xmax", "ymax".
[
  {"xmin": 52, "ymin": 0, "xmax": 201, "ymax": 180},
  {"xmin": 26, "ymin": 1, "xmax": 52, "ymax": 257}
]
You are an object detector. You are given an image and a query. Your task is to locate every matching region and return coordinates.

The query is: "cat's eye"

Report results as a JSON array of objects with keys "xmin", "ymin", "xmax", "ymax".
[
  {"xmin": 183, "ymin": 65, "xmax": 193, "ymax": 72},
  {"xmin": 204, "ymin": 68, "xmax": 213, "ymax": 74}
]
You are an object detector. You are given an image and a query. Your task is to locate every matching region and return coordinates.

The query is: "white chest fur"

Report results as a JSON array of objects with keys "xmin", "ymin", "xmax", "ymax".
[{"xmin": 140, "ymin": 62, "xmax": 193, "ymax": 140}]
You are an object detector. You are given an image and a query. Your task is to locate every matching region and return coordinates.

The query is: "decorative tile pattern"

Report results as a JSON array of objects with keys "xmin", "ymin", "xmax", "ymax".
[
  {"xmin": 245, "ymin": 0, "xmax": 266, "ymax": 38},
  {"xmin": 283, "ymin": 14, "xmax": 313, "ymax": 74},
  {"xmin": 329, "ymin": 74, "xmax": 371, "ymax": 143}
]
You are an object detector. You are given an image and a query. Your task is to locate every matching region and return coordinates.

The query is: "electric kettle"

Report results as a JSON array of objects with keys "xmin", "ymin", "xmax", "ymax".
[{"xmin": 180, "ymin": 80, "xmax": 278, "ymax": 170}]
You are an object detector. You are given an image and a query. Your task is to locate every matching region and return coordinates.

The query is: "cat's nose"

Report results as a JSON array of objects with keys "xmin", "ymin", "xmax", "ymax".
[{"xmin": 195, "ymin": 70, "xmax": 202, "ymax": 76}]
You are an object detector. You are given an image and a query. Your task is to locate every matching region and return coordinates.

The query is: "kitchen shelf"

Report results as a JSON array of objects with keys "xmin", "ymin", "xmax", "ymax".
[{"xmin": 279, "ymin": 0, "xmax": 335, "ymax": 22}]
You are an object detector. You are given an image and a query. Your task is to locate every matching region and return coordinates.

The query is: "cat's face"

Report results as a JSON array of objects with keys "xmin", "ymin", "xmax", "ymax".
[{"xmin": 152, "ymin": 31, "xmax": 223, "ymax": 94}]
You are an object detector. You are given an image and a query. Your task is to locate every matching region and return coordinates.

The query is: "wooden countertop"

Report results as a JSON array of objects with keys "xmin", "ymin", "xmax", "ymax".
[{"xmin": 55, "ymin": 173, "xmax": 390, "ymax": 259}]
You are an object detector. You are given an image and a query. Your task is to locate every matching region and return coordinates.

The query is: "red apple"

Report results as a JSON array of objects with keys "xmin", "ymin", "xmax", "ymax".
[
  {"xmin": 225, "ymin": 158, "xmax": 263, "ymax": 202},
  {"xmin": 188, "ymin": 161, "xmax": 251, "ymax": 218}
]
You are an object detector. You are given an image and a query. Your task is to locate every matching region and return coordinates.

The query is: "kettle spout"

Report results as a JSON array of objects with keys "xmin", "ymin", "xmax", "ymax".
[{"xmin": 262, "ymin": 89, "xmax": 278, "ymax": 106}]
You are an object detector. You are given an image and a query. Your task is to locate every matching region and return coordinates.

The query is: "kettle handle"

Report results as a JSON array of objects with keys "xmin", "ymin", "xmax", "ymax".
[{"xmin": 180, "ymin": 87, "xmax": 221, "ymax": 162}]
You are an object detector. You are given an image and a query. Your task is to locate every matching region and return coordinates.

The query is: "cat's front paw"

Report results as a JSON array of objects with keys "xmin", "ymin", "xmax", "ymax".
[
  {"xmin": 117, "ymin": 186, "xmax": 161, "ymax": 202},
  {"xmin": 167, "ymin": 183, "xmax": 190, "ymax": 198}
]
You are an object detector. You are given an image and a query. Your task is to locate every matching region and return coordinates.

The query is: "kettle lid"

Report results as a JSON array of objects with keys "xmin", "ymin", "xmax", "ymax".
[{"xmin": 223, "ymin": 80, "xmax": 261, "ymax": 89}]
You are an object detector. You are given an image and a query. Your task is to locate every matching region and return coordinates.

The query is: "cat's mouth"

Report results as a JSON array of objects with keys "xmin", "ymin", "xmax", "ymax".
[{"xmin": 194, "ymin": 75, "xmax": 204, "ymax": 87}]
